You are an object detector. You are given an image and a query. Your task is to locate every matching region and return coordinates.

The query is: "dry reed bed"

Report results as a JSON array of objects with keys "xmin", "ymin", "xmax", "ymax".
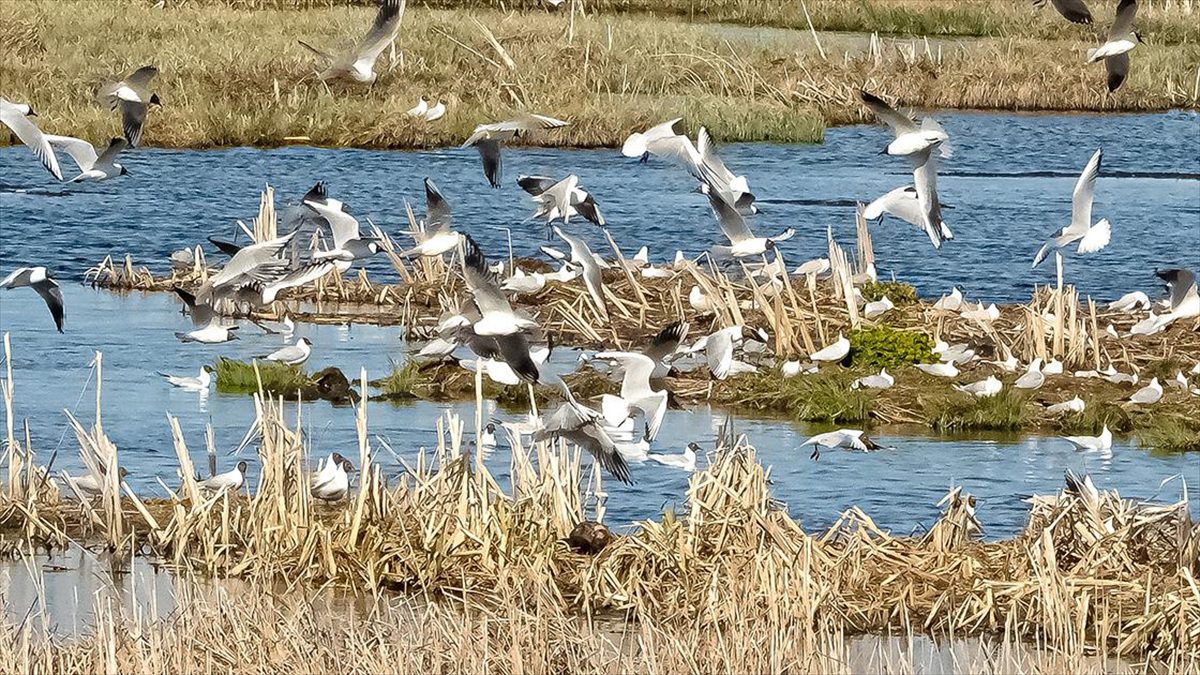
[
  {"xmin": 2, "ymin": 0, "xmax": 1197, "ymax": 151},
  {"xmin": 86, "ymin": 220, "xmax": 1200, "ymax": 434},
  {"xmin": 1, "ymin": 371, "xmax": 1199, "ymax": 665}
]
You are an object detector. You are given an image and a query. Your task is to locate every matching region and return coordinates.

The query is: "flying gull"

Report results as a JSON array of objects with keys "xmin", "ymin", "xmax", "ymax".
[
  {"xmin": 0, "ymin": 97, "xmax": 62, "ymax": 180},
  {"xmin": 553, "ymin": 226, "xmax": 609, "ymax": 320},
  {"xmin": 1, "ymin": 267, "xmax": 64, "ymax": 332},
  {"xmin": 1034, "ymin": 0, "xmax": 1093, "ymax": 24},
  {"xmin": 518, "ymin": 174, "xmax": 606, "ymax": 227},
  {"xmin": 1087, "ymin": 0, "xmax": 1142, "ymax": 92},
  {"xmin": 299, "ymin": 0, "xmax": 405, "ymax": 83},
  {"xmin": 593, "ymin": 351, "xmax": 669, "ymax": 442},
  {"xmin": 1032, "ymin": 149, "xmax": 1110, "ymax": 267},
  {"xmin": 534, "ymin": 381, "xmax": 632, "ymax": 485},
  {"xmin": 97, "ymin": 65, "xmax": 162, "ymax": 147},
  {"xmin": 802, "ymin": 429, "xmax": 885, "ymax": 460},
  {"xmin": 44, "ymin": 136, "xmax": 129, "ymax": 182},
  {"xmin": 461, "ymin": 113, "xmax": 570, "ymax": 188}
]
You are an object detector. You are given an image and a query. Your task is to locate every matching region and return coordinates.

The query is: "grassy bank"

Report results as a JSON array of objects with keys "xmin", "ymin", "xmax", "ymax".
[{"xmin": 2, "ymin": 0, "xmax": 1197, "ymax": 149}]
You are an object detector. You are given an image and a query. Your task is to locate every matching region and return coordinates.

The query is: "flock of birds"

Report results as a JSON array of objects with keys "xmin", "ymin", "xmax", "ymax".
[{"xmin": 1, "ymin": 0, "xmax": 1196, "ymax": 495}]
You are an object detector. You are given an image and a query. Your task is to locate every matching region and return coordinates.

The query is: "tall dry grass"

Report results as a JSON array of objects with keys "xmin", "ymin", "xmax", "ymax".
[
  {"xmin": 1, "ymin": 0, "xmax": 1196, "ymax": 149},
  {"xmin": 1, "ymin": 336, "xmax": 1198, "ymax": 666}
]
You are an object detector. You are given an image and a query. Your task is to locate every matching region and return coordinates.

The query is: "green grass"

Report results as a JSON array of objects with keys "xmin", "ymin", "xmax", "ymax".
[
  {"xmin": 927, "ymin": 389, "xmax": 1029, "ymax": 431},
  {"xmin": 1139, "ymin": 418, "xmax": 1200, "ymax": 454},
  {"xmin": 372, "ymin": 361, "xmax": 423, "ymax": 399},
  {"xmin": 1, "ymin": 0, "xmax": 1195, "ymax": 151},
  {"xmin": 723, "ymin": 371, "xmax": 875, "ymax": 424},
  {"xmin": 1056, "ymin": 402, "xmax": 1132, "ymax": 434},
  {"xmin": 215, "ymin": 358, "xmax": 312, "ymax": 395},
  {"xmin": 859, "ymin": 281, "xmax": 918, "ymax": 306},
  {"xmin": 848, "ymin": 326, "xmax": 935, "ymax": 369}
]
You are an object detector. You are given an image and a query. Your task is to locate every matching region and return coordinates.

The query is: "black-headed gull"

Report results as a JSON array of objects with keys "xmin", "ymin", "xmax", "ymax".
[
  {"xmin": 298, "ymin": 0, "xmax": 404, "ymax": 83},
  {"xmin": 462, "ymin": 113, "xmax": 569, "ymax": 188},
  {"xmin": 1086, "ymin": 0, "xmax": 1142, "ymax": 92},
  {"xmin": 97, "ymin": 65, "xmax": 161, "ymax": 147}
]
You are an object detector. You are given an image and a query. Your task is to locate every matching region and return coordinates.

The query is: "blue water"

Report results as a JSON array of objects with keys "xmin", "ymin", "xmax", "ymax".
[
  {"xmin": 2, "ymin": 110, "xmax": 1198, "ymax": 302},
  {"xmin": 1, "ymin": 111, "xmax": 1198, "ymax": 537},
  {"xmin": 0, "ymin": 287, "xmax": 1195, "ymax": 538}
]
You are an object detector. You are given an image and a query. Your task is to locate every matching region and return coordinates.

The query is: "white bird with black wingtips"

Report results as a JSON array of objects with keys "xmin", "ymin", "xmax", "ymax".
[
  {"xmin": 801, "ymin": 429, "xmax": 886, "ymax": 460},
  {"xmin": 298, "ymin": 0, "xmax": 405, "ymax": 84},
  {"xmin": 0, "ymin": 97, "xmax": 62, "ymax": 180},
  {"xmin": 258, "ymin": 337, "xmax": 312, "ymax": 366},
  {"xmin": 44, "ymin": 135, "xmax": 130, "ymax": 182},
  {"xmin": 462, "ymin": 113, "xmax": 569, "ymax": 188},
  {"xmin": 1, "ymin": 267, "xmax": 65, "ymax": 333},
  {"xmin": 1032, "ymin": 149, "xmax": 1111, "ymax": 268},
  {"xmin": 593, "ymin": 351, "xmax": 669, "ymax": 442}
]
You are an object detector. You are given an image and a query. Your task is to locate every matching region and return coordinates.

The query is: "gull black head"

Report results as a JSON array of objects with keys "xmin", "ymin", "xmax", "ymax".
[
  {"xmin": 26, "ymin": 106, "xmax": 37, "ymax": 117},
  {"xmin": 485, "ymin": 422, "xmax": 496, "ymax": 434},
  {"xmin": 299, "ymin": 337, "xmax": 313, "ymax": 347},
  {"xmin": 686, "ymin": 442, "xmax": 701, "ymax": 453},
  {"xmin": 235, "ymin": 461, "xmax": 248, "ymax": 473},
  {"xmin": 202, "ymin": 365, "xmax": 216, "ymax": 374},
  {"xmin": 117, "ymin": 467, "xmax": 131, "ymax": 479},
  {"xmin": 764, "ymin": 239, "xmax": 777, "ymax": 252}
]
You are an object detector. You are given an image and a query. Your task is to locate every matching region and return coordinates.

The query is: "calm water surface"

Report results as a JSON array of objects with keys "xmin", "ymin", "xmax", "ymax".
[{"xmin": 1, "ymin": 111, "xmax": 1197, "ymax": 537}]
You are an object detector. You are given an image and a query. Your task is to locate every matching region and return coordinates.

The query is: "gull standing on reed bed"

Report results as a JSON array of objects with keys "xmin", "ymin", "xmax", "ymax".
[
  {"xmin": 311, "ymin": 453, "xmax": 354, "ymax": 501},
  {"xmin": 1013, "ymin": 358, "xmax": 1045, "ymax": 390},
  {"xmin": 400, "ymin": 178, "xmax": 463, "ymax": 258},
  {"xmin": 1045, "ymin": 396, "xmax": 1086, "ymax": 414},
  {"xmin": 535, "ymin": 382, "xmax": 632, "ymax": 484},
  {"xmin": 593, "ymin": 351, "xmax": 669, "ymax": 442},
  {"xmin": 1063, "ymin": 425, "xmax": 1112, "ymax": 452},
  {"xmin": 859, "ymin": 91, "xmax": 952, "ymax": 250},
  {"xmin": 458, "ymin": 235, "xmax": 541, "ymax": 382},
  {"xmin": 916, "ymin": 362, "xmax": 959, "ymax": 377},
  {"xmin": 405, "ymin": 98, "xmax": 445, "ymax": 122},
  {"xmin": 159, "ymin": 366, "xmax": 214, "ymax": 391},
  {"xmin": 1087, "ymin": 0, "xmax": 1143, "ymax": 92},
  {"xmin": 299, "ymin": 0, "xmax": 405, "ymax": 84},
  {"xmin": 44, "ymin": 136, "xmax": 129, "ymax": 182},
  {"xmin": 462, "ymin": 113, "xmax": 570, "ymax": 188},
  {"xmin": 258, "ymin": 337, "xmax": 313, "ymax": 366},
  {"xmin": 553, "ymin": 227, "xmax": 608, "ymax": 320},
  {"xmin": 61, "ymin": 467, "xmax": 128, "ymax": 499},
  {"xmin": 0, "ymin": 98, "xmax": 61, "ymax": 180},
  {"xmin": 1032, "ymin": 149, "xmax": 1110, "ymax": 268},
  {"xmin": 1127, "ymin": 377, "xmax": 1162, "ymax": 405},
  {"xmin": 1034, "ymin": 0, "xmax": 1094, "ymax": 24},
  {"xmin": 954, "ymin": 375, "xmax": 1003, "ymax": 398},
  {"xmin": 1, "ymin": 267, "xmax": 64, "ymax": 332},
  {"xmin": 518, "ymin": 175, "xmax": 606, "ymax": 227},
  {"xmin": 809, "ymin": 333, "xmax": 849, "ymax": 363},
  {"xmin": 1156, "ymin": 268, "xmax": 1199, "ymax": 323},
  {"xmin": 1108, "ymin": 291, "xmax": 1150, "ymax": 312},
  {"xmin": 199, "ymin": 461, "xmax": 247, "ymax": 493},
  {"xmin": 852, "ymin": 368, "xmax": 894, "ymax": 390},
  {"xmin": 647, "ymin": 443, "xmax": 699, "ymax": 472},
  {"xmin": 97, "ymin": 65, "xmax": 161, "ymax": 147},
  {"xmin": 802, "ymin": 430, "xmax": 885, "ymax": 460}
]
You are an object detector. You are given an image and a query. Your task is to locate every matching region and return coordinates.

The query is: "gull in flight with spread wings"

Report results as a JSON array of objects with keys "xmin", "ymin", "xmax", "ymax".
[
  {"xmin": 1032, "ymin": 149, "xmax": 1111, "ymax": 268},
  {"xmin": 299, "ymin": 0, "xmax": 405, "ymax": 83}
]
